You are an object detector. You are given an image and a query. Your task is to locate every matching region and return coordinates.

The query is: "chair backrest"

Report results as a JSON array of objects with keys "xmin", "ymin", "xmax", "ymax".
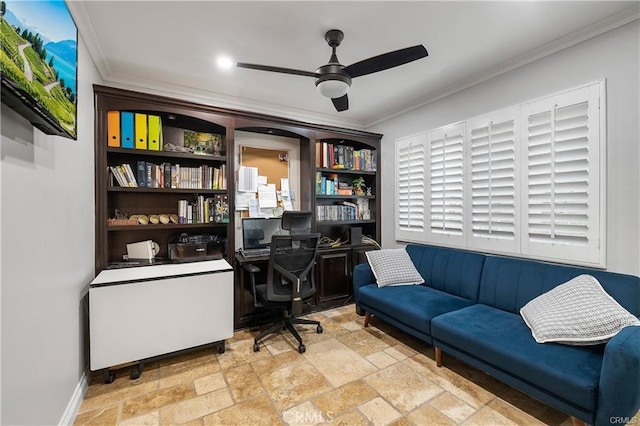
[
  {"xmin": 281, "ymin": 210, "xmax": 313, "ymax": 235},
  {"xmin": 266, "ymin": 233, "xmax": 320, "ymax": 315}
]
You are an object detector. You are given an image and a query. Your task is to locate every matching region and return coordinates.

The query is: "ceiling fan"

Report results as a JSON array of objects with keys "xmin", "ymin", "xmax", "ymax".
[{"xmin": 236, "ymin": 29, "xmax": 428, "ymax": 112}]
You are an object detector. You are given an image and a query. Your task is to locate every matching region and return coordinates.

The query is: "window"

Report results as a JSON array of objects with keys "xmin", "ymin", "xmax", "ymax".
[
  {"xmin": 520, "ymin": 84, "xmax": 603, "ymax": 265},
  {"xmin": 394, "ymin": 82, "xmax": 605, "ymax": 267},
  {"xmin": 396, "ymin": 133, "xmax": 427, "ymax": 241},
  {"xmin": 467, "ymin": 108, "xmax": 518, "ymax": 253},
  {"xmin": 428, "ymin": 123, "xmax": 465, "ymax": 246}
]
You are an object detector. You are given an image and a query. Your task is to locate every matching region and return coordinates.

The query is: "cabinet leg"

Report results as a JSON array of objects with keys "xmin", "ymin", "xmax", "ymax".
[
  {"xmin": 364, "ymin": 312, "xmax": 371, "ymax": 327},
  {"xmin": 103, "ymin": 368, "xmax": 115, "ymax": 384},
  {"xmin": 218, "ymin": 340, "xmax": 226, "ymax": 354},
  {"xmin": 130, "ymin": 362, "xmax": 144, "ymax": 380}
]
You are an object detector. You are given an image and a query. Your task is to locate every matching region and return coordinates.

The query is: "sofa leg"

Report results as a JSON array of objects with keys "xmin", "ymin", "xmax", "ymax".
[
  {"xmin": 570, "ymin": 416, "xmax": 587, "ymax": 426},
  {"xmin": 364, "ymin": 312, "xmax": 371, "ymax": 327},
  {"xmin": 435, "ymin": 347, "xmax": 442, "ymax": 367}
]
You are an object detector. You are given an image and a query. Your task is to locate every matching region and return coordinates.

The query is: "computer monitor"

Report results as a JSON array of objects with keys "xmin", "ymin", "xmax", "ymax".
[
  {"xmin": 241, "ymin": 217, "xmax": 287, "ymax": 249},
  {"xmin": 281, "ymin": 211, "xmax": 313, "ymax": 235}
]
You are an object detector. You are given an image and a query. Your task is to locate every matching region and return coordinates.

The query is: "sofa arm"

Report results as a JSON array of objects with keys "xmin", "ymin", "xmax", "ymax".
[
  {"xmin": 596, "ymin": 326, "xmax": 640, "ymax": 426},
  {"xmin": 353, "ymin": 263, "xmax": 375, "ymax": 303}
]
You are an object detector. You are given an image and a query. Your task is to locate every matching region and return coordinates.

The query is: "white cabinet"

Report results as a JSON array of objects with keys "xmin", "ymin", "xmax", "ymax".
[{"xmin": 89, "ymin": 259, "xmax": 233, "ymax": 372}]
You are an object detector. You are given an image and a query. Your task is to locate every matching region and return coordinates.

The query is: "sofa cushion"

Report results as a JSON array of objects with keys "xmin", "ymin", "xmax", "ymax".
[
  {"xmin": 432, "ymin": 304, "xmax": 603, "ymax": 411},
  {"xmin": 406, "ymin": 244, "xmax": 485, "ymax": 302},
  {"xmin": 366, "ymin": 248, "xmax": 424, "ymax": 287},
  {"xmin": 479, "ymin": 255, "xmax": 640, "ymax": 316},
  {"xmin": 520, "ymin": 274, "xmax": 640, "ymax": 345},
  {"xmin": 359, "ymin": 284, "xmax": 475, "ymax": 335}
]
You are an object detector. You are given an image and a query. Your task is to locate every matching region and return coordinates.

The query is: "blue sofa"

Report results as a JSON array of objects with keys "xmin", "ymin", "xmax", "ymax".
[{"xmin": 353, "ymin": 244, "xmax": 640, "ymax": 426}]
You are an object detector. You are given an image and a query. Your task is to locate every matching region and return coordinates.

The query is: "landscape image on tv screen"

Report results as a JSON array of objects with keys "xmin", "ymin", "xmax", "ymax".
[{"xmin": 0, "ymin": 0, "xmax": 77, "ymax": 139}]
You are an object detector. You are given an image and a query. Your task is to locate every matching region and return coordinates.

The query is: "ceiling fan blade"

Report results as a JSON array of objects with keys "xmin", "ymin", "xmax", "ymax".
[
  {"xmin": 343, "ymin": 45, "xmax": 428, "ymax": 78},
  {"xmin": 332, "ymin": 94, "xmax": 349, "ymax": 112},
  {"xmin": 236, "ymin": 62, "xmax": 317, "ymax": 78}
]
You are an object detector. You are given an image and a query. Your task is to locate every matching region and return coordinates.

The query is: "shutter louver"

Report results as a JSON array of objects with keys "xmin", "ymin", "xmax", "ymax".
[
  {"xmin": 468, "ymin": 110, "xmax": 517, "ymax": 252},
  {"xmin": 428, "ymin": 124, "xmax": 465, "ymax": 245},
  {"xmin": 527, "ymin": 103, "xmax": 589, "ymax": 244},
  {"xmin": 522, "ymin": 83, "xmax": 602, "ymax": 266},
  {"xmin": 396, "ymin": 133, "xmax": 427, "ymax": 242}
]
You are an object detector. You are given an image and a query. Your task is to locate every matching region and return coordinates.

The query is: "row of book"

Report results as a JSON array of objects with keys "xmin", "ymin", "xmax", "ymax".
[
  {"xmin": 108, "ymin": 111, "xmax": 163, "ymax": 150},
  {"xmin": 110, "ymin": 161, "xmax": 227, "ymax": 190},
  {"xmin": 315, "ymin": 142, "xmax": 377, "ymax": 171},
  {"xmin": 178, "ymin": 195, "xmax": 230, "ymax": 224},
  {"xmin": 316, "ymin": 172, "xmax": 353, "ymax": 196},
  {"xmin": 316, "ymin": 199, "xmax": 371, "ymax": 222}
]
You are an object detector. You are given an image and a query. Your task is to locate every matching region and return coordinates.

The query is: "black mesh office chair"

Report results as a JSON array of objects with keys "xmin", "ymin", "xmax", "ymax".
[{"xmin": 248, "ymin": 233, "xmax": 322, "ymax": 353}]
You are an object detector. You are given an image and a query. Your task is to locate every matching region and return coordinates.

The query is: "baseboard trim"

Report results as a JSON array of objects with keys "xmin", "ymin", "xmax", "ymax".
[{"xmin": 59, "ymin": 370, "xmax": 89, "ymax": 425}]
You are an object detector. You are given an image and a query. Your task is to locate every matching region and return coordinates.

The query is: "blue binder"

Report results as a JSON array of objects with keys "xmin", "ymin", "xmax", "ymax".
[{"xmin": 120, "ymin": 112, "xmax": 134, "ymax": 149}]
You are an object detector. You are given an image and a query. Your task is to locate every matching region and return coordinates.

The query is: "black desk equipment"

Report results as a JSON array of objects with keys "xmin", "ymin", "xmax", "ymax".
[{"xmin": 244, "ymin": 232, "xmax": 322, "ymax": 353}]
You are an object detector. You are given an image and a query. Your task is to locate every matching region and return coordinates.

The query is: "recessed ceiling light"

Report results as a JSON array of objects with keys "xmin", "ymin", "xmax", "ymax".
[{"xmin": 216, "ymin": 56, "xmax": 234, "ymax": 70}]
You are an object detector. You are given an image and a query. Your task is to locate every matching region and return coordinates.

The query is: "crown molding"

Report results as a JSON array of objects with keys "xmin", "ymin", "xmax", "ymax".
[
  {"xmin": 67, "ymin": 2, "xmax": 112, "ymax": 78},
  {"xmin": 365, "ymin": 4, "xmax": 640, "ymax": 128}
]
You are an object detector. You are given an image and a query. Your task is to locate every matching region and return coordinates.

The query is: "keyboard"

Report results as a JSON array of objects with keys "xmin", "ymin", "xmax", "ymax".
[{"xmin": 241, "ymin": 248, "xmax": 271, "ymax": 258}]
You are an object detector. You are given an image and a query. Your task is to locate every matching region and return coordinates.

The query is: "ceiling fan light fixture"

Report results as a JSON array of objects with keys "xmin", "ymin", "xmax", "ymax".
[{"xmin": 316, "ymin": 79, "xmax": 350, "ymax": 99}]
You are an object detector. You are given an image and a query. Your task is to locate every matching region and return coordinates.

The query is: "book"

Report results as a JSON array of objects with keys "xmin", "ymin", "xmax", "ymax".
[
  {"xmin": 214, "ymin": 194, "xmax": 230, "ymax": 223},
  {"xmin": 136, "ymin": 161, "xmax": 146, "ymax": 187},
  {"xmin": 122, "ymin": 164, "xmax": 138, "ymax": 187},
  {"xmin": 110, "ymin": 166, "xmax": 127, "ymax": 187}
]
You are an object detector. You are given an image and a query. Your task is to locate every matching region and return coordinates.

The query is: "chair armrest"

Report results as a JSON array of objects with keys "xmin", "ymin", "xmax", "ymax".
[
  {"xmin": 242, "ymin": 264, "xmax": 261, "ymax": 274},
  {"xmin": 353, "ymin": 263, "xmax": 375, "ymax": 303},
  {"xmin": 596, "ymin": 325, "xmax": 640, "ymax": 426},
  {"xmin": 242, "ymin": 263, "xmax": 262, "ymax": 307}
]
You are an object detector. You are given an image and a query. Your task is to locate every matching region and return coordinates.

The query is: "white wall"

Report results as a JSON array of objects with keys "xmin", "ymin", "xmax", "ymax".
[
  {"xmin": 1, "ymin": 34, "xmax": 101, "ymax": 424},
  {"xmin": 368, "ymin": 20, "xmax": 640, "ymax": 276}
]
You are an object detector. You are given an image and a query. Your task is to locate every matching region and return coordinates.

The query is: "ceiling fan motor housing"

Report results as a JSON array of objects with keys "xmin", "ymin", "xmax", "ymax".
[{"xmin": 315, "ymin": 30, "xmax": 351, "ymax": 98}]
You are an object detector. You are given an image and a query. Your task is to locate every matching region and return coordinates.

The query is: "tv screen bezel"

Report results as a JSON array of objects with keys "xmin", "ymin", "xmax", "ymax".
[{"xmin": 0, "ymin": 0, "xmax": 78, "ymax": 140}]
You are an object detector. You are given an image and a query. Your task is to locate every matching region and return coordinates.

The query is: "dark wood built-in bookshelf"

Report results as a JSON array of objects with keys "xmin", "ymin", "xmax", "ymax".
[{"xmin": 93, "ymin": 85, "xmax": 382, "ymax": 328}]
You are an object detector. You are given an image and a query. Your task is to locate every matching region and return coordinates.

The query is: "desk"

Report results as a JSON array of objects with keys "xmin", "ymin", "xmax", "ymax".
[
  {"xmin": 233, "ymin": 244, "xmax": 378, "ymax": 328},
  {"xmin": 90, "ymin": 259, "xmax": 233, "ymax": 378}
]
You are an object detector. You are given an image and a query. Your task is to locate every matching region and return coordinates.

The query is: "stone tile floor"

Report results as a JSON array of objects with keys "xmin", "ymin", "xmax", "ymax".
[{"xmin": 75, "ymin": 304, "xmax": 584, "ymax": 425}]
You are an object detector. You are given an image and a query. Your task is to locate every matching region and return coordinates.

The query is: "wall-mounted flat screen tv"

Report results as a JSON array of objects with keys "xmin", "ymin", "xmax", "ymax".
[{"xmin": 0, "ymin": 0, "xmax": 77, "ymax": 139}]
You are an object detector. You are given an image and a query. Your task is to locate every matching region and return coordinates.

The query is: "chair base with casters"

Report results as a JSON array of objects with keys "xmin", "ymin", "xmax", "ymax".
[{"xmin": 252, "ymin": 308, "xmax": 323, "ymax": 353}]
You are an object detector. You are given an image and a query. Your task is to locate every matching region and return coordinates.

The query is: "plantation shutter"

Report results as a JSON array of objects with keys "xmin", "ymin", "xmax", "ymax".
[
  {"xmin": 428, "ymin": 123, "xmax": 465, "ymax": 246},
  {"xmin": 467, "ymin": 109, "xmax": 518, "ymax": 252},
  {"xmin": 396, "ymin": 133, "xmax": 427, "ymax": 242},
  {"xmin": 521, "ymin": 83, "xmax": 602, "ymax": 266}
]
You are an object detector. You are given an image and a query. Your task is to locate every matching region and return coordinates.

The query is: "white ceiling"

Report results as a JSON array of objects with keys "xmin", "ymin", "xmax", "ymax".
[{"xmin": 69, "ymin": 1, "xmax": 639, "ymax": 129}]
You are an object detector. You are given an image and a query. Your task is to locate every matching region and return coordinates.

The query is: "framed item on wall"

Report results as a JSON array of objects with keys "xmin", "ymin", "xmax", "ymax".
[{"xmin": 0, "ymin": 0, "xmax": 78, "ymax": 139}]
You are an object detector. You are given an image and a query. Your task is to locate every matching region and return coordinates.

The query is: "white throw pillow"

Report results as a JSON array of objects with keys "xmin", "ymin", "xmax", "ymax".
[
  {"xmin": 520, "ymin": 274, "xmax": 640, "ymax": 345},
  {"xmin": 365, "ymin": 248, "xmax": 425, "ymax": 287}
]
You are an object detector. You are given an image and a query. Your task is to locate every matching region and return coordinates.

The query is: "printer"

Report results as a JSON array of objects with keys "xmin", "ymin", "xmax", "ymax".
[{"xmin": 168, "ymin": 233, "xmax": 225, "ymax": 263}]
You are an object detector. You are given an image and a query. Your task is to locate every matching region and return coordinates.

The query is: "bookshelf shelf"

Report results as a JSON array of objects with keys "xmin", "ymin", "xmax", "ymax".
[
  {"xmin": 107, "ymin": 147, "xmax": 226, "ymax": 163},
  {"xmin": 315, "ymin": 195, "xmax": 375, "ymax": 200},
  {"xmin": 315, "ymin": 168, "xmax": 376, "ymax": 175},
  {"xmin": 107, "ymin": 187, "xmax": 226, "ymax": 194},
  {"xmin": 108, "ymin": 222, "xmax": 228, "ymax": 232},
  {"xmin": 316, "ymin": 219, "xmax": 377, "ymax": 225}
]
